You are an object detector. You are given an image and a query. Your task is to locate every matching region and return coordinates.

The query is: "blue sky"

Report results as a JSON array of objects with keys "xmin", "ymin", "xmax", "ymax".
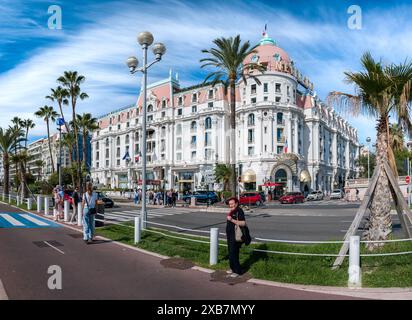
[{"xmin": 1, "ymin": 0, "xmax": 412, "ymax": 146}]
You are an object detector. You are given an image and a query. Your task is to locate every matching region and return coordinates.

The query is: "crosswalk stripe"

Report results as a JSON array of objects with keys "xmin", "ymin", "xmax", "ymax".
[
  {"xmin": 0, "ymin": 214, "xmax": 25, "ymax": 226},
  {"xmin": 20, "ymin": 214, "xmax": 50, "ymax": 226}
]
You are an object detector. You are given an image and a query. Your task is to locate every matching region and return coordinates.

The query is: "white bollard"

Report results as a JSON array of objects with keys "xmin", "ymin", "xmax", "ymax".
[
  {"xmin": 134, "ymin": 216, "xmax": 141, "ymax": 244},
  {"xmin": 348, "ymin": 235, "xmax": 361, "ymax": 288},
  {"xmin": 210, "ymin": 228, "xmax": 219, "ymax": 266},
  {"xmin": 44, "ymin": 197, "xmax": 50, "ymax": 216},
  {"xmin": 2, "ymin": 193, "xmax": 4, "ymax": 201},
  {"xmin": 77, "ymin": 204, "xmax": 82, "ymax": 227},
  {"xmin": 8, "ymin": 194, "xmax": 11, "ymax": 203},
  {"xmin": 64, "ymin": 201, "xmax": 70, "ymax": 222},
  {"xmin": 27, "ymin": 198, "xmax": 32, "ymax": 211},
  {"xmin": 37, "ymin": 196, "xmax": 42, "ymax": 213},
  {"xmin": 16, "ymin": 196, "xmax": 20, "ymax": 206}
]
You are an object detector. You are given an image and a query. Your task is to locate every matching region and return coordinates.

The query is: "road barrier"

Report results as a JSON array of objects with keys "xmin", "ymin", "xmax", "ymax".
[
  {"xmin": 134, "ymin": 217, "xmax": 141, "ymax": 244},
  {"xmin": 64, "ymin": 201, "xmax": 70, "ymax": 222},
  {"xmin": 37, "ymin": 196, "xmax": 42, "ymax": 213},
  {"xmin": 44, "ymin": 197, "xmax": 50, "ymax": 216},
  {"xmin": 27, "ymin": 198, "xmax": 32, "ymax": 211},
  {"xmin": 210, "ymin": 228, "xmax": 219, "ymax": 266},
  {"xmin": 77, "ymin": 205, "xmax": 82, "ymax": 226}
]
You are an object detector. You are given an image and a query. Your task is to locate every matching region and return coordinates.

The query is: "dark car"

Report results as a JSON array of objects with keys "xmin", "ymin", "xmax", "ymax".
[
  {"xmin": 279, "ymin": 192, "xmax": 304, "ymax": 204},
  {"xmin": 96, "ymin": 191, "xmax": 114, "ymax": 208},
  {"xmin": 182, "ymin": 191, "xmax": 219, "ymax": 205}
]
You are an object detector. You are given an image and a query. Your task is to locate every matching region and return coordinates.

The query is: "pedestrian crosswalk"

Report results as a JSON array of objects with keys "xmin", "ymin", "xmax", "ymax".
[
  {"xmin": 104, "ymin": 208, "xmax": 189, "ymax": 223},
  {"xmin": 0, "ymin": 213, "xmax": 61, "ymax": 229}
]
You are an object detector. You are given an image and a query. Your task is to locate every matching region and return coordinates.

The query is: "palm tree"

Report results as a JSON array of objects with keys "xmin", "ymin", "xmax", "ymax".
[
  {"xmin": 34, "ymin": 159, "xmax": 44, "ymax": 181},
  {"xmin": 214, "ymin": 164, "xmax": 232, "ymax": 191},
  {"xmin": 0, "ymin": 127, "xmax": 23, "ymax": 196},
  {"xmin": 10, "ymin": 151, "xmax": 32, "ymax": 199},
  {"xmin": 35, "ymin": 106, "xmax": 59, "ymax": 173},
  {"xmin": 21, "ymin": 119, "xmax": 35, "ymax": 148},
  {"xmin": 76, "ymin": 113, "xmax": 99, "ymax": 172},
  {"xmin": 200, "ymin": 35, "xmax": 265, "ymax": 196},
  {"xmin": 46, "ymin": 86, "xmax": 70, "ymax": 134},
  {"xmin": 389, "ymin": 123, "xmax": 405, "ymax": 153},
  {"xmin": 328, "ymin": 52, "xmax": 412, "ymax": 247},
  {"xmin": 57, "ymin": 71, "xmax": 89, "ymax": 189},
  {"xmin": 61, "ymin": 131, "xmax": 77, "ymax": 188}
]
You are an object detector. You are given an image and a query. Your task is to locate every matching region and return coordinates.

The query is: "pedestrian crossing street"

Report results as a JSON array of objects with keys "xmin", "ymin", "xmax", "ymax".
[
  {"xmin": 104, "ymin": 208, "xmax": 189, "ymax": 223},
  {"xmin": 0, "ymin": 213, "xmax": 61, "ymax": 229}
]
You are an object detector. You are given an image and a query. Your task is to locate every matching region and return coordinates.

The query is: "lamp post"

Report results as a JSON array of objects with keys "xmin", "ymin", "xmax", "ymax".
[
  {"xmin": 56, "ymin": 118, "xmax": 65, "ymax": 188},
  {"xmin": 126, "ymin": 32, "xmax": 166, "ymax": 229},
  {"xmin": 366, "ymin": 137, "xmax": 371, "ymax": 183}
]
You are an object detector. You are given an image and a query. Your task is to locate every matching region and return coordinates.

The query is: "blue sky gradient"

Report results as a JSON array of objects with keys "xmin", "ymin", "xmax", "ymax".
[{"xmin": 1, "ymin": 0, "xmax": 412, "ymax": 146}]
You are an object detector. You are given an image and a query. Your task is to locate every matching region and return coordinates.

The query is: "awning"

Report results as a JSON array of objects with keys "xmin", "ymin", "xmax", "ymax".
[
  {"xmin": 259, "ymin": 182, "xmax": 283, "ymax": 187},
  {"xmin": 242, "ymin": 170, "xmax": 256, "ymax": 183},
  {"xmin": 300, "ymin": 170, "xmax": 311, "ymax": 183},
  {"xmin": 178, "ymin": 180, "xmax": 193, "ymax": 183},
  {"xmin": 137, "ymin": 179, "xmax": 162, "ymax": 185}
]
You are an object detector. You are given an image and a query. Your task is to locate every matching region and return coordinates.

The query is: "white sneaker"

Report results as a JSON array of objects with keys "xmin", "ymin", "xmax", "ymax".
[{"xmin": 229, "ymin": 273, "xmax": 240, "ymax": 278}]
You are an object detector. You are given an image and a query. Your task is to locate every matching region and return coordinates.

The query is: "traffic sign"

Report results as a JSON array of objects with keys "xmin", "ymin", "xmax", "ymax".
[
  {"xmin": 56, "ymin": 118, "xmax": 65, "ymax": 126},
  {"xmin": 406, "ymin": 176, "xmax": 410, "ymax": 184}
]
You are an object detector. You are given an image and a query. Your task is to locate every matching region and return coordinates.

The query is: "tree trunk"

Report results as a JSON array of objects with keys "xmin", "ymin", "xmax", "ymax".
[
  {"xmin": 229, "ymin": 78, "xmax": 237, "ymax": 197},
  {"xmin": 72, "ymin": 102, "xmax": 82, "ymax": 191},
  {"xmin": 364, "ymin": 116, "xmax": 392, "ymax": 249},
  {"xmin": 83, "ymin": 130, "xmax": 87, "ymax": 172},
  {"xmin": 46, "ymin": 119, "xmax": 55, "ymax": 173},
  {"xmin": 3, "ymin": 153, "xmax": 9, "ymax": 196},
  {"xmin": 58, "ymin": 101, "xmax": 70, "ymax": 134},
  {"xmin": 20, "ymin": 161, "xmax": 28, "ymax": 199}
]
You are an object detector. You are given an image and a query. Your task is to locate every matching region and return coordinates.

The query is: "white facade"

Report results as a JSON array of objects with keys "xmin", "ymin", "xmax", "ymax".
[{"xmin": 91, "ymin": 34, "xmax": 360, "ymax": 195}]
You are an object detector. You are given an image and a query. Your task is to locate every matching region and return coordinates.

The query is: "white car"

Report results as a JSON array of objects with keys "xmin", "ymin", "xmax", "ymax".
[
  {"xmin": 330, "ymin": 189, "xmax": 343, "ymax": 199},
  {"xmin": 306, "ymin": 190, "xmax": 324, "ymax": 201}
]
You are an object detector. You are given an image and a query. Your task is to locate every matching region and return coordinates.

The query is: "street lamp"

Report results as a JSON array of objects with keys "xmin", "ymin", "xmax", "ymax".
[
  {"xmin": 126, "ymin": 31, "xmax": 166, "ymax": 229},
  {"xmin": 56, "ymin": 117, "xmax": 65, "ymax": 188},
  {"xmin": 366, "ymin": 137, "xmax": 371, "ymax": 183}
]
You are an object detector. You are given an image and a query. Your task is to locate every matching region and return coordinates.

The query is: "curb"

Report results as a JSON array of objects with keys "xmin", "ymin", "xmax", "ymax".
[
  {"xmin": 0, "ymin": 279, "xmax": 9, "ymax": 300},
  {"xmin": 1, "ymin": 200, "xmax": 411, "ymax": 300}
]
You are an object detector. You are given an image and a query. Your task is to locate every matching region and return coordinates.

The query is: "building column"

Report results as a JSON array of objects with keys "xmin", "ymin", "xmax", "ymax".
[{"xmin": 294, "ymin": 118, "xmax": 298, "ymax": 154}]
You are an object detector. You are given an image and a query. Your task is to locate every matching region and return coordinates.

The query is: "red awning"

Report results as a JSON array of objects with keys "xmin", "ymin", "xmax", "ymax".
[{"xmin": 259, "ymin": 182, "xmax": 284, "ymax": 187}]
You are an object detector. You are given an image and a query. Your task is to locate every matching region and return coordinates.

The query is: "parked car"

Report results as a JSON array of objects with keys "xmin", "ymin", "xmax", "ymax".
[
  {"xmin": 96, "ymin": 191, "xmax": 114, "ymax": 208},
  {"xmin": 330, "ymin": 189, "xmax": 343, "ymax": 200},
  {"xmin": 279, "ymin": 192, "xmax": 304, "ymax": 204},
  {"xmin": 306, "ymin": 190, "xmax": 324, "ymax": 201},
  {"xmin": 239, "ymin": 192, "xmax": 263, "ymax": 206},
  {"xmin": 182, "ymin": 191, "xmax": 219, "ymax": 205}
]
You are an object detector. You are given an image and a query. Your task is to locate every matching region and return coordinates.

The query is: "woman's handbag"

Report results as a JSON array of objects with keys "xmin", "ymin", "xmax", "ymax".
[
  {"xmin": 235, "ymin": 211, "xmax": 252, "ymax": 245},
  {"xmin": 85, "ymin": 193, "xmax": 97, "ymax": 215},
  {"xmin": 235, "ymin": 224, "xmax": 243, "ymax": 242}
]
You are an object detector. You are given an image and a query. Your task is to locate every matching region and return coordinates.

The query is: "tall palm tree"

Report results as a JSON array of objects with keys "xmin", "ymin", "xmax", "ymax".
[
  {"xmin": 200, "ymin": 35, "xmax": 265, "ymax": 196},
  {"xmin": 214, "ymin": 164, "xmax": 232, "ymax": 191},
  {"xmin": 389, "ymin": 123, "xmax": 405, "ymax": 153},
  {"xmin": 0, "ymin": 127, "xmax": 23, "ymax": 195},
  {"xmin": 328, "ymin": 52, "xmax": 412, "ymax": 247},
  {"xmin": 46, "ymin": 86, "xmax": 70, "ymax": 134},
  {"xmin": 34, "ymin": 159, "xmax": 44, "ymax": 181},
  {"xmin": 76, "ymin": 113, "xmax": 99, "ymax": 172},
  {"xmin": 57, "ymin": 71, "xmax": 89, "ymax": 189},
  {"xmin": 35, "ymin": 106, "xmax": 58, "ymax": 174},
  {"xmin": 10, "ymin": 151, "xmax": 32, "ymax": 199},
  {"xmin": 21, "ymin": 119, "xmax": 35, "ymax": 148},
  {"xmin": 61, "ymin": 131, "xmax": 77, "ymax": 188}
]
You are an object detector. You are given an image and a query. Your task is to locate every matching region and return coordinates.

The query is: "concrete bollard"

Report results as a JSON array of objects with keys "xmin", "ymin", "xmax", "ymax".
[
  {"xmin": 64, "ymin": 201, "xmax": 70, "ymax": 222},
  {"xmin": 16, "ymin": 196, "xmax": 20, "ymax": 206},
  {"xmin": 8, "ymin": 194, "xmax": 11, "ymax": 203},
  {"xmin": 44, "ymin": 197, "xmax": 50, "ymax": 216},
  {"xmin": 37, "ymin": 196, "xmax": 42, "ymax": 213},
  {"xmin": 210, "ymin": 228, "xmax": 219, "ymax": 266},
  {"xmin": 77, "ymin": 204, "xmax": 82, "ymax": 227},
  {"xmin": 134, "ymin": 216, "xmax": 141, "ymax": 244},
  {"xmin": 348, "ymin": 235, "xmax": 361, "ymax": 288},
  {"xmin": 2, "ymin": 193, "xmax": 4, "ymax": 201},
  {"xmin": 27, "ymin": 198, "xmax": 32, "ymax": 211}
]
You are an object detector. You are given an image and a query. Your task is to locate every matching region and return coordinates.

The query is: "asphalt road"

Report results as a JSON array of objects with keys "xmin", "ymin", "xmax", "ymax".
[{"xmin": 0, "ymin": 202, "xmax": 359, "ymax": 300}]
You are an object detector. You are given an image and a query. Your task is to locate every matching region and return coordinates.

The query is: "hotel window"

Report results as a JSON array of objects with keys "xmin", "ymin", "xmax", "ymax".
[
  {"xmin": 105, "ymin": 149, "xmax": 109, "ymax": 158},
  {"xmin": 205, "ymin": 148, "xmax": 212, "ymax": 160},
  {"xmin": 275, "ymin": 83, "xmax": 281, "ymax": 93},
  {"xmin": 135, "ymin": 144, "xmax": 140, "ymax": 153},
  {"xmin": 205, "ymin": 132, "xmax": 211, "ymax": 146},
  {"xmin": 243, "ymin": 87, "xmax": 246, "ymax": 96},
  {"xmin": 147, "ymin": 115, "xmax": 153, "ymax": 122},
  {"xmin": 248, "ymin": 146, "xmax": 254, "ymax": 156},
  {"xmin": 287, "ymin": 86, "xmax": 290, "ymax": 96},
  {"xmin": 176, "ymin": 152, "xmax": 182, "ymax": 161},
  {"xmin": 177, "ymin": 108, "xmax": 183, "ymax": 116},
  {"xmin": 176, "ymin": 137, "xmax": 182, "ymax": 150},
  {"xmin": 109, "ymin": 118, "xmax": 112, "ymax": 125},
  {"xmin": 192, "ymin": 93, "xmax": 197, "ymax": 102},
  {"xmin": 126, "ymin": 146, "xmax": 129, "ymax": 153},
  {"xmin": 117, "ymin": 159, "xmax": 120, "ymax": 166},
  {"xmin": 161, "ymin": 140, "xmax": 165, "ymax": 152},
  {"xmin": 161, "ymin": 111, "xmax": 166, "ymax": 118},
  {"xmin": 251, "ymin": 84, "xmax": 257, "ymax": 94},
  {"xmin": 136, "ymin": 108, "xmax": 140, "ymax": 115},
  {"xmin": 96, "ymin": 152, "xmax": 99, "ymax": 161},
  {"xmin": 277, "ymin": 128, "xmax": 283, "ymax": 140},
  {"xmin": 118, "ymin": 115, "xmax": 121, "ymax": 121},
  {"xmin": 275, "ymin": 96, "xmax": 281, "ymax": 103},
  {"xmin": 192, "ymin": 105, "xmax": 197, "ymax": 113},
  {"xmin": 116, "ymin": 148, "xmax": 120, "ymax": 157},
  {"xmin": 264, "ymin": 127, "xmax": 267, "ymax": 134},
  {"xmin": 135, "ymin": 118, "xmax": 139, "ymax": 125},
  {"xmin": 116, "ymin": 137, "xmax": 120, "ymax": 146},
  {"xmin": 161, "ymin": 126, "xmax": 166, "ymax": 137},
  {"xmin": 109, "ymin": 126, "xmax": 112, "ymax": 131},
  {"xmin": 264, "ymin": 96, "xmax": 268, "ymax": 101},
  {"xmin": 208, "ymin": 102, "xmax": 213, "ymax": 108},
  {"xmin": 178, "ymin": 97, "xmax": 183, "ymax": 106},
  {"xmin": 176, "ymin": 124, "xmax": 182, "ymax": 135},
  {"xmin": 208, "ymin": 89, "xmax": 213, "ymax": 99},
  {"xmin": 96, "ymin": 162, "xmax": 99, "ymax": 169},
  {"xmin": 127, "ymin": 112, "xmax": 130, "ymax": 119},
  {"xmin": 106, "ymin": 160, "xmax": 109, "ymax": 167},
  {"xmin": 251, "ymin": 97, "xmax": 256, "ymax": 104},
  {"xmin": 117, "ymin": 124, "xmax": 121, "ymax": 130},
  {"xmin": 205, "ymin": 117, "xmax": 212, "ymax": 129},
  {"xmin": 248, "ymin": 113, "xmax": 255, "ymax": 126},
  {"xmin": 126, "ymin": 122, "xmax": 130, "ymax": 128},
  {"xmin": 96, "ymin": 142, "xmax": 99, "ymax": 150},
  {"xmin": 277, "ymin": 112, "xmax": 283, "ymax": 124},
  {"xmin": 162, "ymin": 100, "xmax": 166, "ymax": 108},
  {"xmin": 191, "ymin": 136, "xmax": 197, "ymax": 147},
  {"xmin": 264, "ymin": 145, "xmax": 267, "ymax": 152},
  {"xmin": 125, "ymin": 135, "xmax": 130, "ymax": 145},
  {"xmin": 148, "ymin": 105, "xmax": 154, "ymax": 113},
  {"xmin": 191, "ymin": 151, "xmax": 196, "ymax": 160},
  {"xmin": 277, "ymin": 146, "xmax": 283, "ymax": 154},
  {"xmin": 248, "ymin": 129, "xmax": 254, "ymax": 143},
  {"xmin": 191, "ymin": 121, "xmax": 197, "ymax": 131},
  {"xmin": 263, "ymin": 83, "xmax": 268, "ymax": 93}
]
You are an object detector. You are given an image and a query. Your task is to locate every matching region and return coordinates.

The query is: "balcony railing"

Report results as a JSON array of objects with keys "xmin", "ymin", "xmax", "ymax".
[
  {"xmin": 277, "ymin": 119, "xmax": 285, "ymax": 125},
  {"xmin": 277, "ymin": 136, "xmax": 286, "ymax": 143},
  {"xmin": 190, "ymin": 143, "xmax": 197, "ymax": 149}
]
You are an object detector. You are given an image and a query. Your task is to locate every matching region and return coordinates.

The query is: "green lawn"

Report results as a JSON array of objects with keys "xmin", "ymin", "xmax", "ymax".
[{"xmin": 96, "ymin": 223, "xmax": 412, "ymax": 287}]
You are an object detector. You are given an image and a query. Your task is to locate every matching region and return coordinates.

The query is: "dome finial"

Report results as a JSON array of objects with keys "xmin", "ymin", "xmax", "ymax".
[{"xmin": 260, "ymin": 22, "xmax": 276, "ymax": 46}]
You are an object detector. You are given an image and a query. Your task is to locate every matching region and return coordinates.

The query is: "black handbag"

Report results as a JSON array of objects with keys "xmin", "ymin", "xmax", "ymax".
[{"xmin": 85, "ymin": 193, "xmax": 97, "ymax": 215}]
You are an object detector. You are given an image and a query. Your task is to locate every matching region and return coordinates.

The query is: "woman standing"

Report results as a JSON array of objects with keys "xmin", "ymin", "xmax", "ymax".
[
  {"xmin": 82, "ymin": 182, "xmax": 98, "ymax": 244},
  {"xmin": 226, "ymin": 197, "xmax": 246, "ymax": 277}
]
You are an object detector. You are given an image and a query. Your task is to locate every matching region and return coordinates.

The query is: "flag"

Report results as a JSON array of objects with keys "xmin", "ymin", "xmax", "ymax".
[
  {"xmin": 284, "ymin": 139, "xmax": 288, "ymax": 153},
  {"xmin": 122, "ymin": 151, "xmax": 130, "ymax": 161},
  {"xmin": 135, "ymin": 152, "xmax": 141, "ymax": 162},
  {"xmin": 262, "ymin": 23, "xmax": 267, "ymax": 36}
]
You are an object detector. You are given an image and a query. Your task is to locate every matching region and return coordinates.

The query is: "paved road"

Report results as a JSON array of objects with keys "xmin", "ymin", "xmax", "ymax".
[{"xmin": 0, "ymin": 202, "xmax": 358, "ymax": 300}]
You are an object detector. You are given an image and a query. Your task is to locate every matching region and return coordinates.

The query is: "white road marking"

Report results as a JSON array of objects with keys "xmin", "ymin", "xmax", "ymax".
[
  {"xmin": 0, "ymin": 214, "xmax": 24, "ymax": 226},
  {"xmin": 20, "ymin": 214, "xmax": 49, "ymax": 226},
  {"xmin": 43, "ymin": 241, "xmax": 65, "ymax": 255},
  {"xmin": 0, "ymin": 279, "xmax": 9, "ymax": 300}
]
